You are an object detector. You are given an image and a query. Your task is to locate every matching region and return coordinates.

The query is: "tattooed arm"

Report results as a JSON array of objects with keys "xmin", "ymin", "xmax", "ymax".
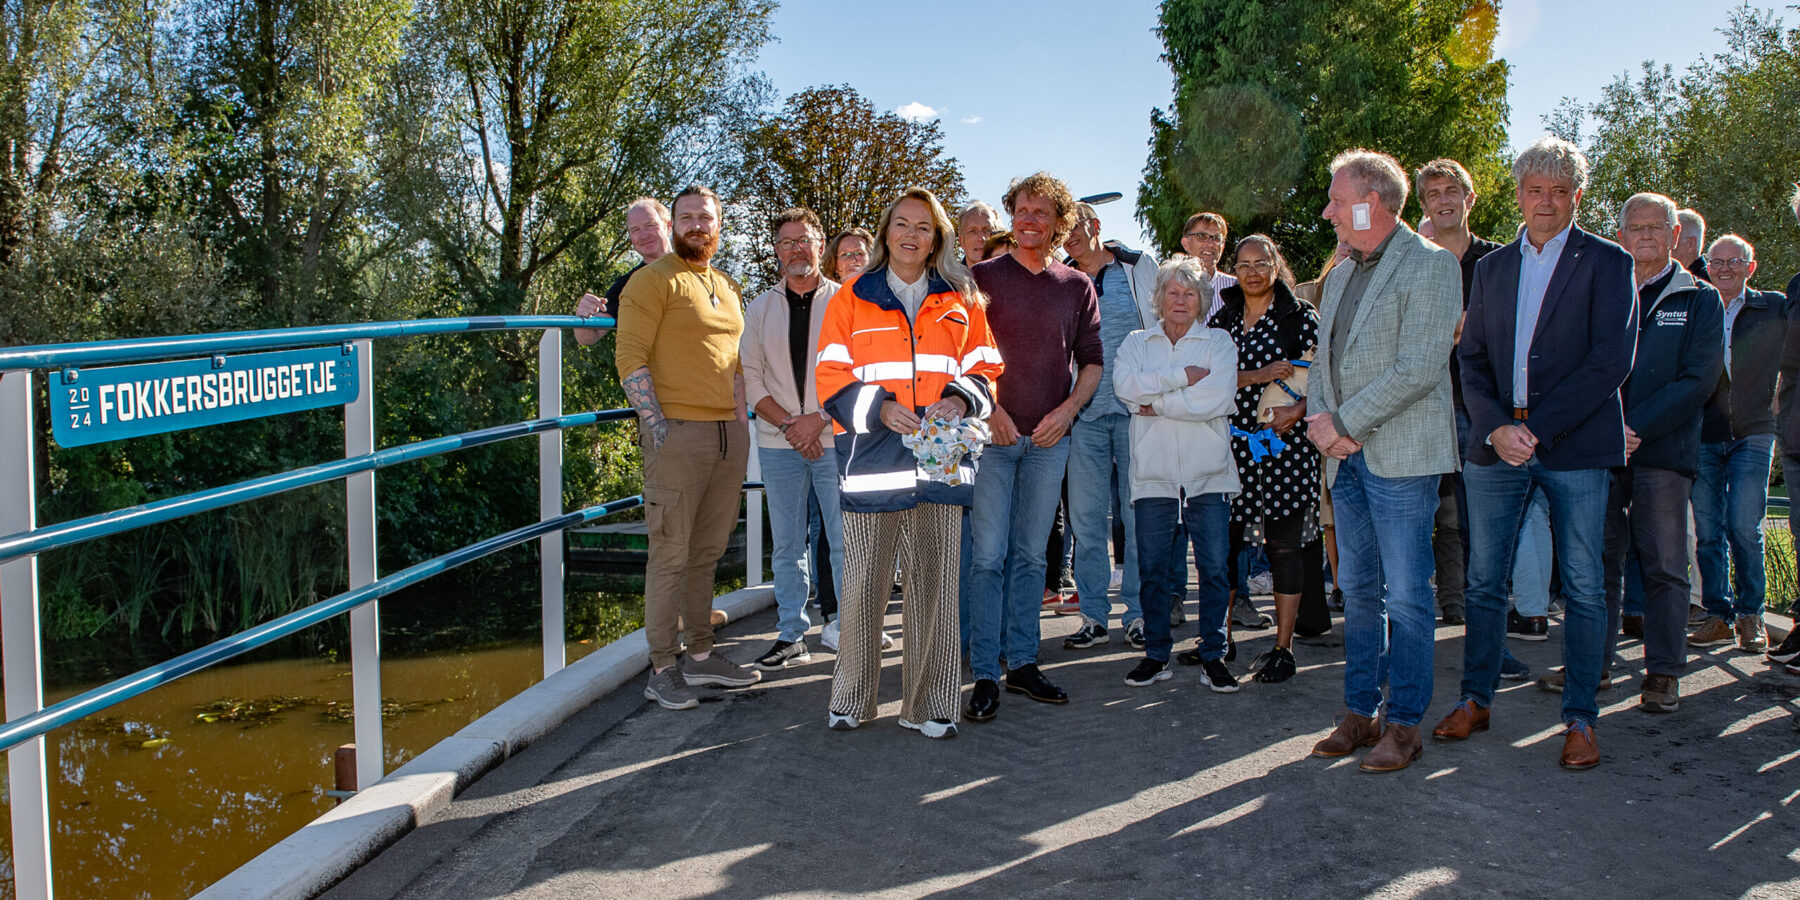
[{"xmin": 623, "ymin": 366, "xmax": 667, "ymax": 449}]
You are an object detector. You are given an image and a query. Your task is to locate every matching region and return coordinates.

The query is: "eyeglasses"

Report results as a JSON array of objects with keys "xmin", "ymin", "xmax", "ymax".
[
  {"xmin": 1183, "ymin": 231, "xmax": 1225, "ymax": 244},
  {"xmin": 1232, "ymin": 260, "xmax": 1275, "ymax": 274},
  {"xmin": 1705, "ymin": 256, "xmax": 1751, "ymax": 269},
  {"xmin": 837, "ymin": 249, "xmax": 868, "ymax": 262},
  {"xmin": 775, "ymin": 238, "xmax": 818, "ymax": 252}
]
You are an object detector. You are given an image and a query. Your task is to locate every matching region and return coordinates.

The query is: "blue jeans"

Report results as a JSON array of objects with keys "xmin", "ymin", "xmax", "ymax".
[
  {"xmin": 1135, "ymin": 493, "xmax": 1230, "ymax": 662},
  {"xmin": 1070, "ymin": 415, "xmax": 1139, "ymax": 628},
  {"xmin": 1693, "ymin": 434, "xmax": 1775, "ymax": 621},
  {"xmin": 1462, "ymin": 459, "xmax": 1610, "ymax": 726},
  {"xmin": 1331, "ymin": 453, "xmax": 1441, "ymax": 728},
  {"xmin": 1510, "ymin": 486, "xmax": 1553, "ymax": 616},
  {"xmin": 968, "ymin": 436, "xmax": 1071, "ymax": 680},
  {"xmin": 758, "ymin": 446, "xmax": 845, "ymax": 642}
]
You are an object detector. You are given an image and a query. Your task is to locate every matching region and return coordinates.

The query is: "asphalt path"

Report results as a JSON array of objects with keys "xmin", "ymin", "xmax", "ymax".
[{"xmin": 326, "ymin": 592, "xmax": 1800, "ymax": 900}]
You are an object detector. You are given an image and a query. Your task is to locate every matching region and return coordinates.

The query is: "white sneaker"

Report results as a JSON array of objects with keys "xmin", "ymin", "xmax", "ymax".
[
  {"xmin": 821, "ymin": 618, "xmax": 840, "ymax": 651},
  {"xmin": 1109, "ymin": 565, "xmax": 1124, "ymax": 590},
  {"xmin": 881, "ymin": 631, "xmax": 895, "ymax": 649},
  {"xmin": 1246, "ymin": 572, "xmax": 1274, "ymax": 595},
  {"xmin": 899, "ymin": 718, "xmax": 957, "ymax": 739},
  {"xmin": 827, "ymin": 710, "xmax": 859, "ymax": 730}
]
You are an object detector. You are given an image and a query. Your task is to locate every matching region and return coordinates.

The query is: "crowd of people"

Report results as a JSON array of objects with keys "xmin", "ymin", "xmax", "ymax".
[{"xmin": 584, "ymin": 136, "xmax": 1800, "ymax": 772}]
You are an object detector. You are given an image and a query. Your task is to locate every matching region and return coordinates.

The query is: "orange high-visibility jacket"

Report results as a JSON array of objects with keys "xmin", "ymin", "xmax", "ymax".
[{"xmin": 816, "ymin": 265, "xmax": 1003, "ymax": 513}]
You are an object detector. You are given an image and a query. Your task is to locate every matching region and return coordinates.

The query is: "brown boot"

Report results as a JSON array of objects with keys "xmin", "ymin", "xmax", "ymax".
[
  {"xmin": 1431, "ymin": 700, "xmax": 1489, "ymax": 741},
  {"xmin": 1559, "ymin": 720, "xmax": 1599, "ymax": 770},
  {"xmin": 1360, "ymin": 724, "xmax": 1422, "ymax": 773},
  {"xmin": 1312, "ymin": 710, "xmax": 1381, "ymax": 758}
]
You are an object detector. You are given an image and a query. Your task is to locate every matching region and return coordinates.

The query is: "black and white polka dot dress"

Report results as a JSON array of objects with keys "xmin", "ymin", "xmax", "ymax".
[{"xmin": 1209, "ymin": 285, "xmax": 1321, "ymax": 527}]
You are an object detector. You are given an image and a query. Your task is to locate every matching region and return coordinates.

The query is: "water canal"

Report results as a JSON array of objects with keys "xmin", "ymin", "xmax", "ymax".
[{"xmin": 0, "ymin": 581, "xmax": 659, "ymax": 900}]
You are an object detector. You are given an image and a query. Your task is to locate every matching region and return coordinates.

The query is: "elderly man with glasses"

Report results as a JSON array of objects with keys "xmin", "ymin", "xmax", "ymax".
[{"xmin": 1687, "ymin": 235, "xmax": 1793, "ymax": 655}]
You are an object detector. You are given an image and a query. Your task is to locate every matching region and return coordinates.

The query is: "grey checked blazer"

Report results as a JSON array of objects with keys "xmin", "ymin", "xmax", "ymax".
[{"xmin": 1307, "ymin": 224, "xmax": 1462, "ymax": 486}]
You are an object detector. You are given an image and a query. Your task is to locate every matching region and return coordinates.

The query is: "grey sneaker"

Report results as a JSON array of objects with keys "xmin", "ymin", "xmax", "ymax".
[
  {"xmin": 821, "ymin": 618, "xmax": 840, "ymax": 651},
  {"xmin": 754, "ymin": 639, "xmax": 811, "ymax": 671},
  {"xmin": 1231, "ymin": 595, "xmax": 1272, "ymax": 629},
  {"xmin": 899, "ymin": 718, "xmax": 958, "ymax": 739},
  {"xmin": 682, "ymin": 652, "xmax": 763, "ymax": 687},
  {"xmin": 644, "ymin": 667, "xmax": 699, "ymax": 710},
  {"xmin": 1170, "ymin": 597, "xmax": 1188, "ymax": 626}
]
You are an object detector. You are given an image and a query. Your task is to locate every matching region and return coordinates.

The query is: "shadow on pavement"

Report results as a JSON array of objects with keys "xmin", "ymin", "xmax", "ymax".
[{"xmin": 324, "ymin": 595, "xmax": 1800, "ymax": 899}]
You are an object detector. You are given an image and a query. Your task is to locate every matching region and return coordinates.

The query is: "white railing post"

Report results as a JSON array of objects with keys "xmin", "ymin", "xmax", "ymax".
[
  {"xmin": 745, "ymin": 420, "xmax": 763, "ymax": 586},
  {"xmin": 344, "ymin": 340, "xmax": 382, "ymax": 791},
  {"xmin": 1, "ymin": 369, "xmax": 54, "ymax": 900},
  {"xmin": 539, "ymin": 330, "xmax": 565, "ymax": 678}
]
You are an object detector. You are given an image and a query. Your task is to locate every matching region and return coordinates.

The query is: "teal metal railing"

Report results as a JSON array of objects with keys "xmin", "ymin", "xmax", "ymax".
[{"xmin": 0, "ymin": 316, "xmax": 768, "ymax": 900}]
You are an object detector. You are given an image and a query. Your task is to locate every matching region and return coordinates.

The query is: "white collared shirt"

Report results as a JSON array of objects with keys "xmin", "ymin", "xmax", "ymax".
[
  {"xmin": 1512, "ymin": 223, "xmax": 1573, "ymax": 407},
  {"xmin": 887, "ymin": 267, "xmax": 928, "ymax": 323}
]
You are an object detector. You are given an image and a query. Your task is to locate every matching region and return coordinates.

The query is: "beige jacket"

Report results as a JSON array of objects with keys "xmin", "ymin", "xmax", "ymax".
[{"xmin": 741, "ymin": 277, "xmax": 841, "ymax": 448}]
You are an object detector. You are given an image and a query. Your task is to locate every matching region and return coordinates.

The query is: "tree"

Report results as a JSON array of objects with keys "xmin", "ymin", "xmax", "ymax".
[
  {"xmin": 1139, "ymin": 0, "xmax": 1512, "ymax": 271},
  {"xmin": 728, "ymin": 84, "xmax": 965, "ymax": 289},
  {"xmin": 1550, "ymin": 5, "xmax": 1800, "ymax": 281},
  {"xmin": 418, "ymin": 0, "xmax": 774, "ymax": 313}
]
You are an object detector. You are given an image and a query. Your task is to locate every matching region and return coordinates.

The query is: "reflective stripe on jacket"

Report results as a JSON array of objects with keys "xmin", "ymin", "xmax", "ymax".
[{"xmin": 816, "ymin": 264, "xmax": 1003, "ymax": 513}]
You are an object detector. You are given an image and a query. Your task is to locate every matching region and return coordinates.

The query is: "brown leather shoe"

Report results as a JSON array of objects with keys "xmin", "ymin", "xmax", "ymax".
[
  {"xmin": 1559, "ymin": 721, "xmax": 1599, "ymax": 770},
  {"xmin": 1431, "ymin": 700, "xmax": 1489, "ymax": 742},
  {"xmin": 1312, "ymin": 711, "xmax": 1381, "ymax": 757},
  {"xmin": 1360, "ymin": 724, "xmax": 1422, "ymax": 773}
]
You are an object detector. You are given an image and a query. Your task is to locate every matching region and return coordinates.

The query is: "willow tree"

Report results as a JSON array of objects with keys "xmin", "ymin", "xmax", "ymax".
[
  {"xmin": 1139, "ymin": 0, "xmax": 1511, "ymax": 269},
  {"xmin": 420, "ymin": 0, "xmax": 774, "ymax": 313}
]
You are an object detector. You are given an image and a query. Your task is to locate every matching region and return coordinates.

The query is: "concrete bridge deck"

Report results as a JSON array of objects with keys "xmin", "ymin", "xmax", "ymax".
[{"xmin": 320, "ymin": 599, "xmax": 1800, "ymax": 900}]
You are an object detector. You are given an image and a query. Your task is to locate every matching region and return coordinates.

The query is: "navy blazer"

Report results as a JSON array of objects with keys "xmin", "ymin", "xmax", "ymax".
[{"xmin": 1457, "ymin": 226, "xmax": 1638, "ymax": 469}]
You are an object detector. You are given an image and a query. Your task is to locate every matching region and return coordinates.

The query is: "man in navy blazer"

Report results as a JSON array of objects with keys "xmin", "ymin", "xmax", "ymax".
[{"xmin": 1432, "ymin": 137, "xmax": 1637, "ymax": 771}]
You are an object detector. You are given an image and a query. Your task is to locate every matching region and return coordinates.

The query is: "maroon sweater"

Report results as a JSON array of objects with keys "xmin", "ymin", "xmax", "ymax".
[{"xmin": 974, "ymin": 252, "xmax": 1103, "ymax": 434}]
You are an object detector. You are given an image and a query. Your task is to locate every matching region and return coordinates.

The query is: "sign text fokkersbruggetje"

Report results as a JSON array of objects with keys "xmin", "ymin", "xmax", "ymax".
[{"xmin": 50, "ymin": 344, "xmax": 361, "ymax": 447}]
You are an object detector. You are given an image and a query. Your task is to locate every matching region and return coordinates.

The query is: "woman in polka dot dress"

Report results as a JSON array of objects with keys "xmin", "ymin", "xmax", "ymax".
[{"xmin": 1207, "ymin": 234, "xmax": 1321, "ymax": 683}]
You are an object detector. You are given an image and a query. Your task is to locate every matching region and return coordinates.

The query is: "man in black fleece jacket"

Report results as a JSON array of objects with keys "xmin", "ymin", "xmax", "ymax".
[{"xmin": 1601, "ymin": 194, "xmax": 1723, "ymax": 714}]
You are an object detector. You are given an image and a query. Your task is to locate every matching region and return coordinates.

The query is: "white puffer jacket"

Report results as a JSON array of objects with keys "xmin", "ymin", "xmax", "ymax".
[{"xmin": 1113, "ymin": 322, "xmax": 1241, "ymax": 502}]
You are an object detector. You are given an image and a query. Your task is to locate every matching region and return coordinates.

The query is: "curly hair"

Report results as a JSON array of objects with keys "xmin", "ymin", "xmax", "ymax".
[{"xmin": 1001, "ymin": 171, "xmax": 1078, "ymax": 251}]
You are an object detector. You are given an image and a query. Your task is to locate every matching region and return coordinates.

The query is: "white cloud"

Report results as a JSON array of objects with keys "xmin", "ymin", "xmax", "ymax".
[
  {"xmin": 960, "ymin": 116, "xmax": 982, "ymax": 124},
  {"xmin": 894, "ymin": 101, "xmax": 938, "ymax": 122}
]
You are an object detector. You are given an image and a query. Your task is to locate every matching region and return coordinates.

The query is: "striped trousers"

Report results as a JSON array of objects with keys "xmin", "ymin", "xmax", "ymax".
[{"xmin": 829, "ymin": 502, "xmax": 963, "ymax": 724}]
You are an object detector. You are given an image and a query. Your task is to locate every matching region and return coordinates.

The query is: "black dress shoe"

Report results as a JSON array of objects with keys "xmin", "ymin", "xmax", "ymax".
[
  {"xmin": 1004, "ymin": 664, "xmax": 1069, "ymax": 704},
  {"xmin": 965, "ymin": 678, "xmax": 1000, "ymax": 721},
  {"xmin": 1441, "ymin": 611, "xmax": 1466, "ymax": 626}
]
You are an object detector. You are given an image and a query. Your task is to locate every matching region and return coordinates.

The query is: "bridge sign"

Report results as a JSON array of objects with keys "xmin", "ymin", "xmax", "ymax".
[{"xmin": 50, "ymin": 344, "xmax": 361, "ymax": 447}]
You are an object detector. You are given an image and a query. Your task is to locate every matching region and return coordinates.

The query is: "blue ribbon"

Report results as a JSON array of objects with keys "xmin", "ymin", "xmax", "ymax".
[{"xmin": 1230, "ymin": 426, "xmax": 1289, "ymax": 462}]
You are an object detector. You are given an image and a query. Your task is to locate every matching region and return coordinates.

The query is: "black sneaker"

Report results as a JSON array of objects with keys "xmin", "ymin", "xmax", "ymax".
[
  {"xmin": 1328, "ymin": 587, "xmax": 1345, "ymax": 612},
  {"xmin": 1064, "ymin": 619, "xmax": 1109, "ymax": 650},
  {"xmin": 1200, "ymin": 658, "xmax": 1240, "ymax": 693},
  {"xmin": 1767, "ymin": 628, "xmax": 1800, "ymax": 665},
  {"xmin": 1252, "ymin": 645, "xmax": 1296, "ymax": 683},
  {"xmin": 1175, "ymin": 645, "xmax": 1205, "ymax": 666},
  {"xmin": 1124, "ymin": 658, "xmax": 1172, "ymax": 687},
  {"xmin": 1507, "ymin": 609, "xmax": 1548, "ymax": 641},
  {"xmin": 753, "ymin": 639, "xmax": 811, "ymax": 671}
]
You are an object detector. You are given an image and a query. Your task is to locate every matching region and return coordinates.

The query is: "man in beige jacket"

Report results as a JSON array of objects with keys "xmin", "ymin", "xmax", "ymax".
[{"xmin": 741, "ymin": 207, "xmax": 845, "ymax": 670}]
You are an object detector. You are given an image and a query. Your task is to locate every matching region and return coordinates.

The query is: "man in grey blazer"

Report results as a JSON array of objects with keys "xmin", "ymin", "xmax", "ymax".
[{"xmin": 1304, "ymin": 149, "xmax": 1463, "ymax": 773}]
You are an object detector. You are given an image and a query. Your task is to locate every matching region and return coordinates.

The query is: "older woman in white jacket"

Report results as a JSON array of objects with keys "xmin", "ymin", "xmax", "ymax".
[{"xmin": 1113, "ymin": 258, "xmax": 1242, "ymax": 692}]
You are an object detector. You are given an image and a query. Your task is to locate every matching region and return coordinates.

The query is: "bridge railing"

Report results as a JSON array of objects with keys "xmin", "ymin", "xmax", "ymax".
[{"xmin": 0, "ymin": 317, "xmax": 768, "ymax": 900}]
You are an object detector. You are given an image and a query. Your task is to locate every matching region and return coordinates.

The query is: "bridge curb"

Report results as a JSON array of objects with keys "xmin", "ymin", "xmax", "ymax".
[{"xmin": 193, "ymin": 583, "xmax": 775, "ymax": 900}]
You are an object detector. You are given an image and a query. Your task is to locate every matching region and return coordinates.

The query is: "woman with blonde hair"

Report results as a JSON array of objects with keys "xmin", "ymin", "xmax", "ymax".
[{"xmin": 814, "ymin": 187, "xmax": 1002, "ymax": 739}]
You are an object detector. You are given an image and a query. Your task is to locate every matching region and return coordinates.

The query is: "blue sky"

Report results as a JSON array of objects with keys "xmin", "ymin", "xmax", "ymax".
[{"xmin": 753, "ymin": 0, "xmax": 1786, "ymax": 247}]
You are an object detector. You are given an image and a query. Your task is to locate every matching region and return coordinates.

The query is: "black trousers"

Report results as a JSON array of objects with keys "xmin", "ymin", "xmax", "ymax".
[{"xmin": 1602, "ymin": 466, "xmax": 1694, "ymax": 676}]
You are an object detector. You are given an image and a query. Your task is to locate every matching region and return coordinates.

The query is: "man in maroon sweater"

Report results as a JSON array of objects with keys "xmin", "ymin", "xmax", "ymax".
[{"xmin": 963, "ymin": 172, "xmax": 1104, "ymax": 722}]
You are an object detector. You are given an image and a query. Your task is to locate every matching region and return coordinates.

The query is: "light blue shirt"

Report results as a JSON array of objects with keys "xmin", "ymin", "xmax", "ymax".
[
  {"xmin": 1081, "ymin": 259, "xmax": 1140, "ymax": 420},
  {"xmin": 1512, "ymin": 223, "xmax": 1572, "ymax": 407},
  {"xmin": 1723, "ymin": 289, "xmax": 1746, "ymax": 377}
]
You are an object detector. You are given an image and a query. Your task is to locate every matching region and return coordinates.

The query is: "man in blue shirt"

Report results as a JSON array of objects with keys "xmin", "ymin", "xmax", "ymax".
[
  {"xmin": 1060, "ymin": 201, "xmax": 1162, "ymax": 650},
  {"xmin": 1437, "ymin": 138, "xmax": 1637, "ymax": 770}
]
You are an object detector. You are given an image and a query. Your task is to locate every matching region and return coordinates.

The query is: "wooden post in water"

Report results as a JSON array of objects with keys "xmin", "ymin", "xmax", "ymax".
[{"xmin": 333, "ymin": 744, "xmax": 358, "ymax": 801}]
